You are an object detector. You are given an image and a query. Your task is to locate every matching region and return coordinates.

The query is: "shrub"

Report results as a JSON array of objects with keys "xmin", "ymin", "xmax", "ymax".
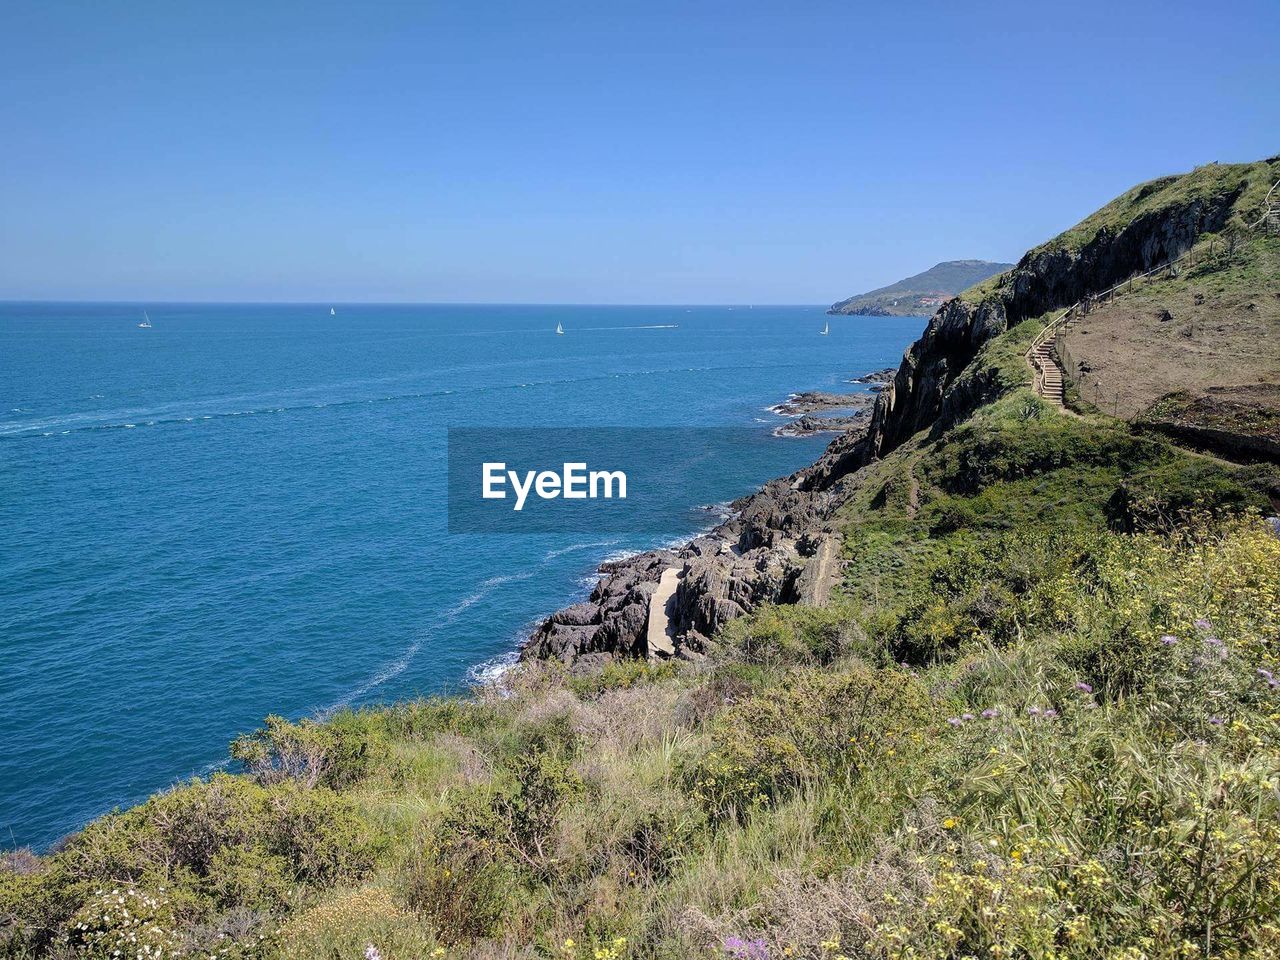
[
  {"xmin": 717, "ymin": 604, "xmax": 857, "ymax": 667},
  {"xmin": 688, "ymin": 665, "xmax": 934, "ymax": 818},
  {"xmin": 399, "ymin": 747, "xmax": 586, "ymax": 942},
  {"xmin": 230, "ymin": 712, "xmax": 384, "ymax": 789},
  {"xmin": 59, "ymin": 886, "xmax": 182, "ymax": 960},
  {"xmin": 566, "ymin": 658, "xmax": 679, "ymax": 699},
  {"xmin": 275, "ymin": 886, "xmax": 438, "ymax": 960},
  {"xmin": 381, "ymin": 697, "xmax": 504, "ymax": 741},
  {"xmin": 1, "ymin": 775, "xmax": 382, "ymax": 956}
]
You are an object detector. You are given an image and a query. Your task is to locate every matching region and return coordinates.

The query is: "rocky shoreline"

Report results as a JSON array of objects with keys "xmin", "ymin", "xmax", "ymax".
[
  {"xmin": 521, "ymin": 389, "xmax": 872, "ymax": 664},
  {"xmin": 768, "ymin": 389, "xmax": 877, "ymax": 437}
]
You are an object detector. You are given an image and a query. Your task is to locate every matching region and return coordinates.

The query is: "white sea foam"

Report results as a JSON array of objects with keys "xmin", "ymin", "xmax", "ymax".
[
  {"xmin": 466, "ymin": 649, "xmax": 520, "ymax": 685},
  {"xmin": 318, "ymin": 640, "xmax": 424, "ymax": 719},
  {"xmin": 542, "ymin": 538, "xmax": 619, "ymax": 561}
]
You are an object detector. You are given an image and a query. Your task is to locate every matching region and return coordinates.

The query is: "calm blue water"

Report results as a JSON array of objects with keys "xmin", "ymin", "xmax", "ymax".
[{"xmin": 0, "ymin": 302, "xmax": 921, "ymax": 849}]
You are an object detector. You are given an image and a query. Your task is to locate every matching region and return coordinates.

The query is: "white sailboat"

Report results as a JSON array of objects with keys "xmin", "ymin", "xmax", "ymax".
[
  {"xmin": 138, "ymin": 311, "xmax": 152, "ymax": 329},
  {"xmin": 330, "ymin": 307, "xmax": 336, "ymax": 316},
  {"xmin": 555, "ymin": 321, "xmax": 564, "ymax": 335},
  {"xmin": 820, "ymin": 321, "xmax": 829, "ymax": 336}
]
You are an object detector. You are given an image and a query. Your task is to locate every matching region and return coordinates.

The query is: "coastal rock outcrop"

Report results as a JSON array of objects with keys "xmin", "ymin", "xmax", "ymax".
[{"xmin": 522, "ymin": 473, "xmax": 841, "ymax": 662}]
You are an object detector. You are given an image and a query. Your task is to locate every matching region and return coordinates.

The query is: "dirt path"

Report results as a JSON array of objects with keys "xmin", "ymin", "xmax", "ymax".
[
  {"xmin": 795, "ymin": 536, "xmax": 841, "ymax": 607},
  {"xmin": 645, "ymin": 568, "xmax": 681, "ymax": 659}
]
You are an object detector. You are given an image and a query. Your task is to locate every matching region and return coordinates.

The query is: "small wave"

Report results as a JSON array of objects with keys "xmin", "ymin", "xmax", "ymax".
[
  {"xmin": 466, "ymin": 649, "xmax": 520, "ymax": 686},
  {"xmin": 481, "ymin": 569, "xmax": 537, "ymax": 588},
  {"xmin": 600, "ymin": 547, "xmax": 645, "ymax": 565},
  {"xmin": 318, "ymin": 639, "xmax": 423, "ymax": 719},
  {"xmin": 542, "ymin": 538, "xmax": 618, "ymax": 561},
  {"xmin": 575, "ymin": 324, "xmax": 679, "ymax": 331}
]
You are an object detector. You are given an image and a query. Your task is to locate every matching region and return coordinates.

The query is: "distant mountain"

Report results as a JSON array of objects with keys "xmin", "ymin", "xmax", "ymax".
[{"xmin": 828, "ymin": 259, "xmax": 1014, "ymax": 315}]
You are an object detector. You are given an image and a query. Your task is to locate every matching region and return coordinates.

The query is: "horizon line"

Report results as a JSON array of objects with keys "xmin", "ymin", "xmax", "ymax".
[{"xmin": 0, "ymin": 298, "xmax": 837, "ymax": 309}]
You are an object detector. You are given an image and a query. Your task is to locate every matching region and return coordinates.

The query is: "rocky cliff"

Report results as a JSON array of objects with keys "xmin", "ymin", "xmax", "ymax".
[
  {"xmin": 523, "ymin": 161, "xmax": 1275, "ymax": 663},
  {"xmin": 857, "ymin": 176, "xmax": 1248, "ymax": 464}
]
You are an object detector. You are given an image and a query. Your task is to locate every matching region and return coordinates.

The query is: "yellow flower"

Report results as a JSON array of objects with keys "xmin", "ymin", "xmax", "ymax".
[{"xmin": 942, "ymin": 817, "xmax": 958, "ymax": 830}]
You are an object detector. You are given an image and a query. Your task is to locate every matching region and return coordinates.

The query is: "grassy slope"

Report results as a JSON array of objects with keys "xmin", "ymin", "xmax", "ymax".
[
  {"xmin": 961, "ymin": 158, "xmax": 1280, "ymax": 306},
  {"xmin": 6, "ymin": 171, "xmax": 1280, "ymax": 960}
]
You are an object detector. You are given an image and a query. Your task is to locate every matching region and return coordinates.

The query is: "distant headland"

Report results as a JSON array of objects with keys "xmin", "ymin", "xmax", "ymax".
[{"xmin": 828, "ymin": 258, "xmax": 1014, "ymax": 315}]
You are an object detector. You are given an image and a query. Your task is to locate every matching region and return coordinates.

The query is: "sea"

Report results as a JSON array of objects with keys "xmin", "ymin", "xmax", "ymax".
[{"xmin": 0, "ymin": 302, "xmax": 922, "ymax": 849}]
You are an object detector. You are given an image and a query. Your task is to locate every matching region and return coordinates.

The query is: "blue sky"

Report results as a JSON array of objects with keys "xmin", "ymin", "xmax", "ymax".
[{"xmin": 1, "ymin": 0, "xmax": 1276, "ymax": 304}]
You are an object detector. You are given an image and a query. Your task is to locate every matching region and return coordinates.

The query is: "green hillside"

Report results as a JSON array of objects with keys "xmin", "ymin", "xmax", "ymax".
[{"xmin": 828, "ymin": 260, "xmax": 1013, "ymax": 316}]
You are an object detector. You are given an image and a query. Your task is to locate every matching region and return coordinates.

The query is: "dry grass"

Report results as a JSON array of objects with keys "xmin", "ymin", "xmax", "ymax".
[{"xmin": 1060, "ymin": 236, "xmax": 1280, "ymax": 421}]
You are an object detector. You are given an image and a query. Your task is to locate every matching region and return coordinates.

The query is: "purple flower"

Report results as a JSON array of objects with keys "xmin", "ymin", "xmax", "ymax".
[
  {"xmin": 1195, "ymin": 618, "xmax": 1213, "ymax": 633},
  {"xmin": 981, "ymin": 708, "xmax": 999, "ymax": 719},
  {"xmin": 1075, "ymin": 682, "xmax": 1093, "ymax": 694},
  {"xmin": 1043, "ymin": 709, "xmax": 1058, "ymax": 719},
  {"xmin": 366, "ymin": 946, "xmax": 382, "ymax": 960},
  {"xmin": 1160, "ymin": 635, "xmax": 1178, "ymax": 646},
  {"xmin": 1208, "ymin": 716, "xmax": 1225, "ymax": 726},
  {"xmin": 961, "ymin": 713, "xmax": 975, "ymax": 721},
  {"xmin": 1205, "ymin": 635, "xmax": 1224, "ymax": 648},
  {"xmin": 947, "ymin": 717, "xmax": 963, "ymax": 727},
  {"xmin": 1027, "ymin": 706, "xmax": 1041, "ymax": 716},
  {"xmin": 722, "ymin": 936, "xmax": 769, "ymax": 960}
]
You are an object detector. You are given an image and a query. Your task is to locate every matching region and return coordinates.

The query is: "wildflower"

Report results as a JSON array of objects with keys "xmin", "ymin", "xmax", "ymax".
[
  {"xmin": 1043, "ymin": 709, "xmax": 1058, "ymax": 718},
  {"xmin": 942, "ymin": 817, "xmax": 958, "ymax": 829},
  {"xmin": 1195, "ymin": 618, "xmax": 1213, "ymax": 633},
  {"xmin": 1208, "ymin": 716, "xmax": 1225, "ymax": 726},
  {"xmin": 947, "ymin": 717, "xmax": 963, "ymax": 727},
  {"xmin": 1160, "ymin": 634, "xmax": 1178, "ymax": 646},
  {"xmin": 1027, "ymin": 706, "xmax": 1041, "ymax": 716},
  {"xmin": 981, "ymin": 708, "xmax": 999, "ymax": 719},
  {"xmin": 365, "ymin": 946, "xmax": 382, "ymax": 960},
  {"xmin": 1075, "ymin": 682, "xmax": 1093, "ymax": 693},
  {"xmin": 961, "ymin": 713, "xmax": 974, "ymax": 721},
  {"xmin": 721, "ymin": 936, "xmax": 769, "ymax": 960}
]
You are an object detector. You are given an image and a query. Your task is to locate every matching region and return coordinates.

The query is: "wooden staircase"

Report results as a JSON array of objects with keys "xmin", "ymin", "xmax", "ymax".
[{"xmin": 1033, "ymin": 340, "xmax": 1064, "ymax": 406}]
